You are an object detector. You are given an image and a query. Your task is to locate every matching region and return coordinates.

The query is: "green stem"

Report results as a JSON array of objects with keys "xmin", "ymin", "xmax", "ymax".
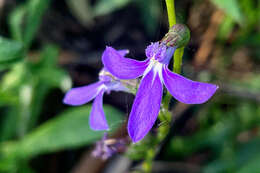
[
  {"xmin": 173, "ymin": 47, "xmax": 184, "ymax": 74},
  {"xmin": 139, "ymin": 1, "xmax": 185, "ymax": 172},
  {"xmin": 165, "ymin": 0, "xmax": 176, "ymax": 27},
  {"xmin": 165, "ymin": 0, "xmax": 184, "ymax": 74},
  {"xmin": 141, "ymin": 2, "xmax": 178, "ymax": 171}
]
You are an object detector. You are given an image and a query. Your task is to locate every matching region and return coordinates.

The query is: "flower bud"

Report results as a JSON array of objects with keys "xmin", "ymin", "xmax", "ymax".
[{"xmin": 161, "ymin": 24, "xmax": 190, "ymax": 48}]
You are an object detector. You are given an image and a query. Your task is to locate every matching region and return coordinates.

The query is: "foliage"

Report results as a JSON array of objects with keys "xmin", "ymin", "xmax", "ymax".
[
  {"xmin": 0, "ymin": 0, "xmax": 259, "ymax": 172},
  {"xmin": 0, "ymin": 106, "xmax": 123, "ymax": 172},
  {"xmin": 0, "ymin": 0, "xmax": 124, "ymax": 172}
]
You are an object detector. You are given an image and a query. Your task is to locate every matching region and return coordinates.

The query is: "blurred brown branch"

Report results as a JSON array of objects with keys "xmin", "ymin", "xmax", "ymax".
[
  {"xmin": 150, "ymin": 161, "xmax": 200, "ymax": 173},
  {"xmin": 193, "ymin": 10, "xmax": 224, "ymax": 69},
  {"xmin": 0, "ymin": 0, "xmax": 5, "ymax": 15},
  {"xmin": 71, "ymin": 124, "xmax": 128, "ymax": 173},
  {"xmin": 220, "ymin": 83, "xmax": 260, "ymax": 103}
]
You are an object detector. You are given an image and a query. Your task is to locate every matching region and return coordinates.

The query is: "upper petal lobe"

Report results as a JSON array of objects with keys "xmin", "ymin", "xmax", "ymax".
[
  {"xmin": 63, "ymin": 81, "xmax": 104, "ymax": 106},
  {"xmin": 128, "ymin": 70, "xmax": 163, "ymax": 142},
  {"xmin": 162, "ymin": 67, "xmax": 218, "ymax": 104},
  {"xmin": 102, "ymin": 47, "xmax": 148, "ymax": 79}
]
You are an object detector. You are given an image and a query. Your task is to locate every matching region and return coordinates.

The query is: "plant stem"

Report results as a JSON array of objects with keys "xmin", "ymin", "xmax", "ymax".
[
  {"xmin": 165, "ymin": 0, "xmax": 176, "ymax": 27},
  {"xmin": 140, "ymin": 1, "xmax": 185, "ymax": 172},
  {"xmin": 153, "ymin": 0, "xmax": 185, "ymax": 168},
  {"xmin": 165, "ymin": 0, "xmax": 184, "ymax": 74},
  {"xmin": 173, "ymin": 47, "xmax": 184, "ymax": 74}
]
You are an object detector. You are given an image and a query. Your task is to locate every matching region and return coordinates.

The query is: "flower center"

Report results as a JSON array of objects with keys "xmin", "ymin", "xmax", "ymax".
[
  {"xmin": 143, "ymin": 57, "xmax": 163, "ymax": 81},
  {"xmin": 145, "ymin": 42, "xmax": 176, "ymax": 65}
]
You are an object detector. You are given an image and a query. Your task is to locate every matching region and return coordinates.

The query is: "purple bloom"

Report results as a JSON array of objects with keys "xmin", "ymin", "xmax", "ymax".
[
  {"xmin": 92, "ymin": 133, "xmax": 128, "ymax": 160},
  {"xmin": 63, "ymin": 50, "xmax": 129, "ymax": 131},
  {"xmin": 102, "ymin": 42, "xmax": 218, "ymax": 142}
]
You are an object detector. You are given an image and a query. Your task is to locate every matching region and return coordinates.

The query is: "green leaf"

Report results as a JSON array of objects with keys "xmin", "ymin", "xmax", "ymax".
[
  {"xmin": 203, "ymin": 138, "xmax": 260, "ymax": 173},
  {"xmin": 8, "ymin": 0, "xmax": 51, "ymax": 48},
  {"xmin": 66, "ymin": 0, "xmax": 94, "ymax": 26},
  {"xmin": 0, "ymin": 108, "xmax": 20, "ymax": 142},
  {"xmin": 38, "ymin": 45, "xmax": 59, "ymax": 67},
  {"xmin": 23, "ymin": 0, "xmax": 51, "ymax": 48},
  {"xmin": 0, "ymin": 63, "xmax": 27, "ymax": 91},
  {"xmin": 211, "ymin": 0, "xmax": 243, "ymax": 23},
  {"xmin": 8, "ymin": 6, "xmax": 26, "ymax": 42},
  {"xmin": 237, "ymin": 152, "xmax": 260, "ymax": 172},
  {"xmin": 136, "ymin": 0, "xmax": 160, "ymax": 35},
  {"xmin": 218, "ymin": 16, "xmax": 235, "ymax": 41},
  {"xmin": 4, "ymin": 105, "xmax": 124, "ymax": 158},
  {"xmin": 26, "ymin": 45, "xmax": 71, "ymax": 130},
  {"xmin": 93, "ymin": 0, "xmax": 131, "ymax": 16},
  {"xmin": 38, "ymin": 68, "xmax": 72, "ymax": 92},
  {"xmin": 0, "ymin": 37, "xmax": 23, "ymax": 64},
  {"xmin": 30, "ymin": 45, "xmax": 72, "ymax": 91}
]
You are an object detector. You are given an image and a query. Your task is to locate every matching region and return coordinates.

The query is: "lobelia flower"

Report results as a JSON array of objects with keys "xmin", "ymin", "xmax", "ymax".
[
  {"xmin": 92, "ymin": 133, "xmax": 128, "ymax": 160},
  {"xmin": 102, "ymin": 27, "xmax": 218, "ymax": 142},
  {"xmin": 63, "ymin": 50, "xmax": 130, "ymax": 131}
]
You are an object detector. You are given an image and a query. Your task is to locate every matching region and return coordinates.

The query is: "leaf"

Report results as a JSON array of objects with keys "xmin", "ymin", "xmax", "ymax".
[
  {"xmin": 217, "ymin": 16, "xmax": 235, "ymax": 41},
  {"xmin": 0, "ymin": 37, "xmax": 23, "ymax": 64},
  {"xmin": 93, "ymin": 0, "xmax": 131, "ymax": 16},
  {"xmin": 38, "ymin": 45, "xmax": 59, "ymax": 67},
  {"xmin": 0, "ymin": 63, "xmax": 27, "ymax": 91},
  {"xmin": 66, "ymin": 0, "xmax": 94, "ymax": 26},
  {"xmin": 237, "ymin": 156, "xmax": 260, "ymax": 173},
  {"xmin": 38, "ymin": 68, "xmax": 72, "ymax": 92},
  {"xmin": 203, "ymin": 138, "xmax": 260, "ymax": 173},
  {"xmin": 211, "ymin": 0, "xmax": 243, "ymax": 23},
  {"xmin": 26, "ymin": 45, "xmax": 71, "ymax": 130},
  {"xmin": 23, "ymin": 0, "xmax": 51, "ymax": 48},
  {"xmin": 8, "ymin": 0, "xmax": 51, "ymax": 48},
  {"xmin": 0, "ymin": 108, "xmax": 20, "ymax": 142},
  {"xmin": 29, "ymin": 45, "xmax": 72, "ymax": 91},
  {"xmin": 8, "ymin": 6, "xmax": 26, "ymax": 42},
  {"xmin": 136, "ymin": 0, "xmax": 160, "ymax": 35},
  {"xmin": 237, "ymin": 139, "xmax": 260, "ymax": 173},
  {"xmin": 4, "ymin": 105, "xmax": 124, "ymax": 158}
]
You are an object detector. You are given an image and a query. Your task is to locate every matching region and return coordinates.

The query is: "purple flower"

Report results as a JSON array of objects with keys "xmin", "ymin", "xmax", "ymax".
[
  {"xmin": 92, "ymin": 133, "xmax": 128, "ymax": 160},
  {"xmin": 63, "ymin": 50, "xmax": 129, "ymax": 131},
  {"xmin": 102, "ymin": 42, "xmax": 218, "ymax": 142}
]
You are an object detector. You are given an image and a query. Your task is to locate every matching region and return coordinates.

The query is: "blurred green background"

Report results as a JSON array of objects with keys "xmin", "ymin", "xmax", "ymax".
[{"xmin": 0, "ymin": 0, "xmax": 259, "ymax": 173}]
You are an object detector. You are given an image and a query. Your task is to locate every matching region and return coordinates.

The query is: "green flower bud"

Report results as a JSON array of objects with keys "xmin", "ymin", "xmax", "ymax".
[{"xmin": 161, "ymin": 24, "xmax": 190, "ymax": 48}]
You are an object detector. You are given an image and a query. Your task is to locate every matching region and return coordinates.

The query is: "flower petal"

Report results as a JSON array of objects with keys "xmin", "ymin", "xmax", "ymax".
[
  {"xmin": 63, "ymin": 81, "xmax": 104, "ymax": 106},
  {"xmin": 89, "ymin": 90, "xmax": 109, "ymax": 130},
  {"xmin": 128, "ymin": 70, "xmax": 163, "ymax": 142},
  {"xmin": 162, "ymin": 67, "xmax": 218, "ymax": 104},
  {"xmin": 102, "ymin": 46, "xmax": 148, "ymax": 79}
]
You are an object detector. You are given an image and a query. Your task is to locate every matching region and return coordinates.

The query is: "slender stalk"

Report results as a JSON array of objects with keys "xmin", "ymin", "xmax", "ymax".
[
  {"xmin": 140, "ymin": 1, "xmax": 185, "ymax": 172},
  {"xmin": 165, "ymin": 0, "xmax": 184, "ymax": 74},
  {"xmin": 153, "ymin": 0, "xmax": 186, "ymax": 168},
  {"xmin": 173, "ymin": 47, "xmax": 184, "ymax": 74},
  {"xmin": 165, "ymin": 0, "xmax": 176, "ymax": 27}
]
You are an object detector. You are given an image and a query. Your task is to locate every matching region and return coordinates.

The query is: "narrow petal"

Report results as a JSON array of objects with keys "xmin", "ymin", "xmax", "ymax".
[
  {"xmin": 128, "ymin": 70, "xmax": 163, "ymax": 142},
  {"xmin": 89, "ymin": 90, "xmax": 109, "ymax": 130},
  {"xmin": 102, "ymin": 46, "xmax": 148, "ymax": 79},
  {"xmin": 63, "ymin": 81, "xmax": 104, "ymax": 106},
  {"xmin": 162, "ymin": 67, "xmax": 218, "ymax": 104}
]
